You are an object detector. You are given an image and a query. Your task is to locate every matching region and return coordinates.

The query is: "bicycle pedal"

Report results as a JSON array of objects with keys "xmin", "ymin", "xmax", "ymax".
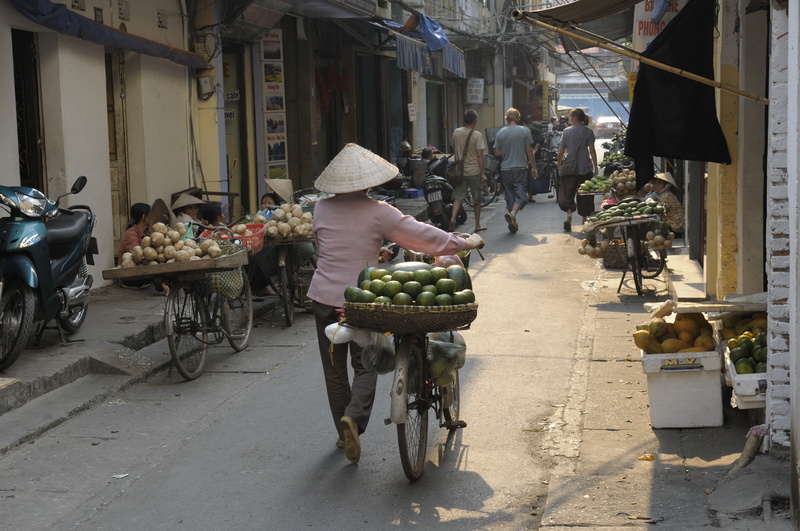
[{"xmin": 443, "ymin": 420, "xmax": 467, "ymax": 430}]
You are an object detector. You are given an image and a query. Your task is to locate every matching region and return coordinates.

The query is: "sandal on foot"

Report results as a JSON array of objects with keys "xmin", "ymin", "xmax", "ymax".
[{"xmin": 339, "ymin": 416, "xmax": 361, "ymax": 463}]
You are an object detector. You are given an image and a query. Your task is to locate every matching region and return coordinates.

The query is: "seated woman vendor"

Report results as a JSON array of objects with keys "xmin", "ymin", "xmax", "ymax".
[
  {"xmin": 645, "ymin": 172, "xmax": 684, "ymax": 235},
  {"xmin": 171, "ymin": 193, "xmax": 206, "ymax": 232}
]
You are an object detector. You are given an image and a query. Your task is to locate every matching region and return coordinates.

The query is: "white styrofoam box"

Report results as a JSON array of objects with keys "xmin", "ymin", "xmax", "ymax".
[
  {"xmin": 723, "ymin": 348, "xmax": 767, "ymax": 410},
  {"xmin": 641, "ymin": 350, "xmax": 724, "ymax": 428}
]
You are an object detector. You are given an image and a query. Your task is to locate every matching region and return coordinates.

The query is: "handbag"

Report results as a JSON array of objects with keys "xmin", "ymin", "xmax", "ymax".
[
  {"xmin": 560, "ymin": 126, "xmax": 589, "ymax": 176},
  {"xmin": 445, "ymin": 128, "xmax": 475, "ymax": 184}
]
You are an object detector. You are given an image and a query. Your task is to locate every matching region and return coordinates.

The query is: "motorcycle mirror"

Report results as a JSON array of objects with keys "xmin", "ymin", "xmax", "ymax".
[{"xmin": 71, "ymin": 176, "xmax": 87, "ymax": 194}]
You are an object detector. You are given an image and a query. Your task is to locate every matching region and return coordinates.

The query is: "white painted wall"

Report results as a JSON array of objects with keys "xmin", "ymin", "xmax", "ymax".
[{"xmin": 0, "ymin": 1, "xmax": 202, "ymax": 283}]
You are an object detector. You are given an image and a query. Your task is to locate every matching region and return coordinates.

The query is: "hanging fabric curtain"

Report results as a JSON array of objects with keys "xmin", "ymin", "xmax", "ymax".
[
  {"xmin": 623, "ymin": 0, "xmax": 732, "ymax": 187},
  {"xmin": 394, "ymin": 33, "xmax": 433, "ymax": 75},
  {"xmin": 10, "ymin": 0, "xmax": 208, "ymax": 69}
]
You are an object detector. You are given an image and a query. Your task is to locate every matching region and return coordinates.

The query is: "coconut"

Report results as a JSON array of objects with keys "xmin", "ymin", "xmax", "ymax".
[
  {"xmin": 141, "ymin": 236, "xmax": 151, "ymax": 248},
  {"xmin": 163, "ymin": 246, "xmax": 177, "ymax": 260},
  {"xmin": 143, "ymin": 247, "xmax": 158, "ymax": 262},
  {"xmin": 207, "ymin": 245, "xmax": 222, "ymax": 258},
  {"xmin": 167, "ymin": 230, "xmax": 180, "ymax": 243},
  {"xmin": 175, "ymin": 222, "xmax": 186, "ymax": 236},
  {"xmin": 121, "ymin": 259, "xmax": 136, "ymax": 268},
  {"xmin": 273, "ymin": 209, "xmax": 286, "ymax": 221},
  {"xmin": 234, "ymin": 224, "xmax": 248, "ymax": 235},
  {"xmin": 150, "ymin": 232, "xmax": 165, "ymax": 247},
  {"xmin": 175, "ymin": 250, "xmax": 190, "ymax": 262},
  {"xmin": 267, "ymin": 226, "xmax": 279, "ymax": 238},
  {"xmin": 152, "ymin": 222, "xmax": 168, "ymax": 235},
  {"xmin": 174, "ymin": 239, "xmax": 184, "ymax": 251}
]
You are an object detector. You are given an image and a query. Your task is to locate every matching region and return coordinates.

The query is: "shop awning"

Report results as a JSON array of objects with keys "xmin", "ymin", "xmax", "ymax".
[
  {"xmin": 10, "ymin": 0, "xmax": 207, "ymax": 68},
  {"xmin": 382, "ymin": 14, "xmax": 465, "ymax": 78},
  {"xmin": 560, "ymin": 9, "xmax": 634, "ymax": 52},
  {"xmin": 530, "ymin": 0, "xmax": 642, "ymax": 25}
]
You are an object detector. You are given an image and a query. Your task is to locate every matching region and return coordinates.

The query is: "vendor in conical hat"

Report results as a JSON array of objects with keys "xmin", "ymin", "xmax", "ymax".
[
  {"xmin": 306, "ymin": 143, "xmax": 485, "ymax": 464},
  {"xmin": 171, "ymin": 193, "xmax": 206, "ymax": 225},
  {"xmin": 647, "ymin": 172, "xmax": 684, "ymax": 235}
]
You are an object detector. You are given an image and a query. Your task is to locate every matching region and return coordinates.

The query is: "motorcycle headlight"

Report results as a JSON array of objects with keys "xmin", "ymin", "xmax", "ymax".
[{"xmin": 15, "ymin": 191, "xmax": 48, "ymax": 217}]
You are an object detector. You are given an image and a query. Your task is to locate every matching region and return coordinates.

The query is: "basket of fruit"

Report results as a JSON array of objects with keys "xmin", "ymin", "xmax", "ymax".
[
  {"xmin": 199, "ymin": 224, "xmax": 266, "ymax": 255},
  {"xmin": 341, "ymin": 262, "xmax": 478, "ymax": 333}
]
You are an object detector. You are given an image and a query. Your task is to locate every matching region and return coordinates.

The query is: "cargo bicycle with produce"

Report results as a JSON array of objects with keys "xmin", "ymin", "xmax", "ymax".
[
  {"xmin": 341, "ymin": 251, "xmax": 480, "ymax": 481},
  {"xmin": 582, "ymin": 197, "xmax": 670, "ymax": 296},
  {"xmin": 261, "ymin": 194, "xmax": 317, "ymax": 326},
  {"xmin": 103, "ymin": 229, "xmax": 253, "ymax": 381}
]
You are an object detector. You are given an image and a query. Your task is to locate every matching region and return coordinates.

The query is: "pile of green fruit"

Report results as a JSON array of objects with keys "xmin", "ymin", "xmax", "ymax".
[
  {"xmin": 344, "ymin": 262, "xmax": 475, "ymax": 306},
  {"xmin": 600, "ymin": 151, "xmax": 632, "ymax": 166},
  {"xmin": 721, "ymin": 312, "xmax": 768, "ymax": 374},
  {"xmin": 586, "ymin": 198, "xmax": 664, "ymax": 224},
  {"xmin": 578, "ymin": 174, "xmax": 610, "ymax": 194}
]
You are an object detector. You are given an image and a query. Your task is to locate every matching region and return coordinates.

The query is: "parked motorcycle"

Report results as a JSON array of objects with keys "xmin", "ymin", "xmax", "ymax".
[
  {"xmin": 0, "ymin": 176, "xmax": 98, "ymax": 370},
  {"xmin": 423, "ymin": 155, "xmax": 467, "ymax": 230}
]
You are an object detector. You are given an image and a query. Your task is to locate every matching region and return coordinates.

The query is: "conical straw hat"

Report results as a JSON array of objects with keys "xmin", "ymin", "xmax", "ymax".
[
  {"xmin": 149, "ymin": 198, "xmax": 177, "ymax": 229},
  {"xmin": 654, "ymin": 172, "xmax": 677, "ymax": 190},
  {"xmin": 265, "ymin": 178, "xmax": 294, "ymax": 204},
  {"xmin": 314, "ymin": 144, "xmax": 399, "ymax": 194},
  {"xmin": 170, "ymin": 192, "xmax": 206, "ymax": 210}
]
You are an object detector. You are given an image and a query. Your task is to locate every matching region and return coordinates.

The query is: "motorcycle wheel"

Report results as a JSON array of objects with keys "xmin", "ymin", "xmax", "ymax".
[
  {"xmin": 0, "ymin": 279, "xmax": 35, "ymax": 371},
  {"xmin": 456, "ymin": 205, "xmax": 467, "ymax": 224},
  {"xmin": 57, "ymin": 258, "xmax": 89, "ymax": 334}
]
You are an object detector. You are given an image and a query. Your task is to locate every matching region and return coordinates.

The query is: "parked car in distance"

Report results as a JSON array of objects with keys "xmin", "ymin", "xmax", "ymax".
[{"xmin": 596, "ymin": 116, "xmax": 624, "ymax": 137}]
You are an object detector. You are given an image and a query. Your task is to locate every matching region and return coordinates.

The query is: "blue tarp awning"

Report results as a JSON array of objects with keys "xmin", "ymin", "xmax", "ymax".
[{"xmin": 10, "ymin": 0, "xmax": 208, "ymax": 69}]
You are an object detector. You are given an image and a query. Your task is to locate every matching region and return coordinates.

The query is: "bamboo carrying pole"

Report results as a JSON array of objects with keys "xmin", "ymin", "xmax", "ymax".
[{"xmin": 511, "ymin": 9, "xmax": 769, "ymax": 106}]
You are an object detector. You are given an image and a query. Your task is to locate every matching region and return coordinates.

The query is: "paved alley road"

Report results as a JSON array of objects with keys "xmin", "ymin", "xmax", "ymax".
[{"xmin": 0, "ymin": 196, "xmax": 606, "ymax": 530}]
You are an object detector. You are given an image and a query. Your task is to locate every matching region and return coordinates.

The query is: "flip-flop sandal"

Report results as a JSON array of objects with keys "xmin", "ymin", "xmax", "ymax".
[{"xmin": 475, "ymin": 227, "xmax": 487, "ymax": 232}]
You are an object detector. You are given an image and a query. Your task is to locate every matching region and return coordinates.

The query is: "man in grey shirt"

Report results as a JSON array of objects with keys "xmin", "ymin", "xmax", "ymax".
[{"xmin": 494, "ymin": 108, "xmax": 536, "ymax": 233}]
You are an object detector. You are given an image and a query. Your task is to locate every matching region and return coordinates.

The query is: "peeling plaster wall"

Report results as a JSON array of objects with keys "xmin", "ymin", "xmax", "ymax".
[{"xmin": 767, "ymin": 5, "xmax": 791, "ymax": 451}]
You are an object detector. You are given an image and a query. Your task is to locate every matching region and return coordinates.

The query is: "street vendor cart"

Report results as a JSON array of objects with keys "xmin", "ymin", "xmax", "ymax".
[
  {"xmin": 103, "ymin": 250, "xmax": 252, "ymax": 380},
  {"xmin": 582, "ymin": 198, "xmax": 670, "ymax": 296}
]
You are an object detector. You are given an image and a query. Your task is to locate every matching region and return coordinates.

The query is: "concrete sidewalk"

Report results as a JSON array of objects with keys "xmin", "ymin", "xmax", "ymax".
[{"xmin": 0, "ymin": 193, "xmax": 792, "ymax": 528}]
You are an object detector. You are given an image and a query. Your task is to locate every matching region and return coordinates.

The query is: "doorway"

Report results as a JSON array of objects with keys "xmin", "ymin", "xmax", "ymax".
[
  {"xmin": 105, "ymin": 49, "xmax": 130, "ymax": 256},
  {"xmin": 12, "ymin": 29, "xmax": 45, "ymax": 192},
  {"xmin": 426, "ymin": 82, "xmax": 445, "ymax": 152}
]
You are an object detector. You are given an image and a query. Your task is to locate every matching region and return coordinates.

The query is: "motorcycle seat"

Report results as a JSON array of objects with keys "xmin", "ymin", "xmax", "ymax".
[{"xmin": 46, "ymin": 210, "xmax": 91, "ymax": 245}]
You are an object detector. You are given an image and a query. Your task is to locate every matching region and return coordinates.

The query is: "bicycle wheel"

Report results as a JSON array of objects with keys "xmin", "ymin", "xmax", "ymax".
[
  {"xmin": 442, "ymin": 370, "xmax": 461, "ymax": 428},
  {"xmin": 464, "ymin": 175, "xmax": 499, "ymax": 208},
  {"xmin": 639, "ymin": 246, "xmax": 667, "ymax": 279},
  {"xmin": 396, "ymin": 334, "xmax": 429, "ymax": 481},
  {"xmin": 280, "ymin": 246, "xmax": 294, "ymax": 326},
  {"xmin": 222, "ymin": 267, "xmax": 253, "ymax": 351},
  {"xmin": 165, "ymin": 281, "xmax": 208, "ymax": 380},
  {"xmin": 627, "ymin": 236, "xmax": 643, "ymax": 295}
]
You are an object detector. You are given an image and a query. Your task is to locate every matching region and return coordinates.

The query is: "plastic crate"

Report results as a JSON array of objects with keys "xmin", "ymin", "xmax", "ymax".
[
  {"xmin": 641, "ymin": 349, "xmax": 724, "ymax": 428},
  {"xmin": 199, "ymin": 224, "xmax": 266, "ymax": 255},
  {"xmin": 722, "ymin": 347, "xmax": 767, "ymax": 410}
]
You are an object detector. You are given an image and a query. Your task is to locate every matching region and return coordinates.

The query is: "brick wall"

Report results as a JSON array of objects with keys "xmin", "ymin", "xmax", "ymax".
[{"xmin": 767, "ymin": 7, "xmax": 790, "ymax": 452}]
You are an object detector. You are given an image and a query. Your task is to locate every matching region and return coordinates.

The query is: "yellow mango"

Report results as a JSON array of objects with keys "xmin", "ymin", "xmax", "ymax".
[
  {"xmin": 633, "ymin": 330, "xmax": 663, "ymax": 353},
  {"xmin": 661, "ymin": 338, "xmax": 692, "ymax": 353}
]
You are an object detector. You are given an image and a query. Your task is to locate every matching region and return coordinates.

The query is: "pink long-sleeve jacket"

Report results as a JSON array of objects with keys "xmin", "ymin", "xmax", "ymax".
[{"xmin": 307, "ymin": 192, "xmax": 466, "ymax": 307}]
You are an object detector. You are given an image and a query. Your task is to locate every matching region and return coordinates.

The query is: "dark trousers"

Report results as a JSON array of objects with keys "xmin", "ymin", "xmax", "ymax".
[
  {"xmin": 312, "ymin": 301, "xmax": 377, "ymax": 439},
  {"xmin": 558, "ymin": 172, "xmax": 595, "ymax": 217}
]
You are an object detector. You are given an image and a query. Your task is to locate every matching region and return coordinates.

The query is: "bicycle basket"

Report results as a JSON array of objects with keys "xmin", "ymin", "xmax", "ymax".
[
  {"xmin": 484, "ymin": 154, "xmax": 500, "ymax": 174},
  {"xmin": 342, "ymin": 302, "xmax": 478, "ymax": 334},
  {"xmin": 207, "ymin": 269, "xmax": 244, "ymax": 299}
]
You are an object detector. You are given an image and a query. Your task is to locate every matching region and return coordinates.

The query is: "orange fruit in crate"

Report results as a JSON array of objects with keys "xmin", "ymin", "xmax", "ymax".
[{"xmin": 694, "ymin": 335, "xmax": 715, "ymax": 351}]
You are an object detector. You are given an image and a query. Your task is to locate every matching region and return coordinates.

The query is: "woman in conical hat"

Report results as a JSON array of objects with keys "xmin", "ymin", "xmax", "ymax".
[
  {"xmin": 171, "ymin": 193, "xmax": 206, "ymax": 225},
  {"xmin": 306, "ymin": 143, "xmax": 485, "ymax": 464},
  {"xmin": 648, "ymin": 172, "xmax": 684, "ymax": 234}
]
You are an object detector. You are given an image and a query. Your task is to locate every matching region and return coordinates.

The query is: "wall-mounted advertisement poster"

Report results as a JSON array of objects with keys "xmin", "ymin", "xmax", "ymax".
[{"xmin": 262, "ymin": 30, "xmax": 288, "ymax": 180}]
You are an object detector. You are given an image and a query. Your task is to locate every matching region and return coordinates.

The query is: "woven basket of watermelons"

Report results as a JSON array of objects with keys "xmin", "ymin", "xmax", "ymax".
[{"xmin": 342, "ymin": 302, "xmax": 478, "ymax": 334}]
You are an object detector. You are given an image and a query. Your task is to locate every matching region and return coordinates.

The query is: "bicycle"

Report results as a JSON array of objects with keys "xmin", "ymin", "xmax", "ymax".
[
  {"xmin": 535, "ymin": 148, "xmax": 560, "ymax": 199},
  {"xmin": 464, "ymin": 153, "xmax": 500, "ymax": 208},
  {"xmin": 600, "ymin": 219, "xmax": 667, "ymax": 296},
  {"xmin": 164, "ymin": 263, "xmax": 253, "ymax": 380},
  {"xmin": 390, "ymin": 331, "xmax": 466, "ymax": 480},
  {"xmin": 269, "ymin": 238, "xmax": 316, "ymax": 326}
]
